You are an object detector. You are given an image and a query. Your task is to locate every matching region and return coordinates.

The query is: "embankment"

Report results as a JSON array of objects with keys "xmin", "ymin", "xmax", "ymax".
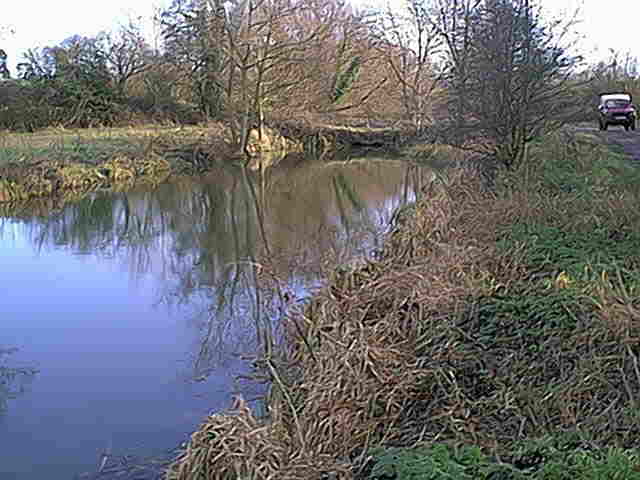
[
  {"xmin": 167, "ymin": 129, "xmax": 640, "ymax": 479},
  {"xmin": 0, "ymin": 121, "xmax": 417, "ymax": 210}
]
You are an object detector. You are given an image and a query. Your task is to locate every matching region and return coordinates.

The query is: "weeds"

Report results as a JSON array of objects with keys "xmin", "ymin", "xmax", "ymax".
[
  {"xmin": 167, "ymin": 129, "xmax": 640, "ymax": 480},
  {"xmin": 368, "ymin": 439, "xmax": 640, "ymax": 480},
  {"xmin": 369, "ymin": 444, "xmax": 487, "ymax": 480}
]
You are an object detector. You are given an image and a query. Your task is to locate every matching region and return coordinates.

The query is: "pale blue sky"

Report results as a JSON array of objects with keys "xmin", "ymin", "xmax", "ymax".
[
  {"xmin": 2, "ymin": 0, "xmax": 639, "ymax": 75},
  {"xmin": 2, "ymin": 0, "xmax": 170, "ymax": 74}
]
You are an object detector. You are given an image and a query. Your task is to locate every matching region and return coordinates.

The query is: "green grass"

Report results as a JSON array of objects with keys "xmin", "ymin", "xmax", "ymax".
[
  {"xmin": 499, "ymin": 222, "xmax": 640, "ymax": 290},
  {"xmin": 369, "ymin": 439, "xmax": 640, "ymax": 479},
  {"xmin": 495, "ymin": 132, "xmax": 640, "ymax": 294},
  {"xmin": 363, "ymin": 131, "xmax": 640, "ymax": 479}
]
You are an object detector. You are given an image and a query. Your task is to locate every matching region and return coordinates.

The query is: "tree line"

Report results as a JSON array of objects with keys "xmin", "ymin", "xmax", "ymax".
[{"xmin": 1, "ymin": 0, "xmax": 640, "ymax": 168}]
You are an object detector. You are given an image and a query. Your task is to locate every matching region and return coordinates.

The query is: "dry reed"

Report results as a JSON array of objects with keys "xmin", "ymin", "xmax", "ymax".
[{"xmin": 167, "ymin": 132, "xmax": 640, "ymax": 479}]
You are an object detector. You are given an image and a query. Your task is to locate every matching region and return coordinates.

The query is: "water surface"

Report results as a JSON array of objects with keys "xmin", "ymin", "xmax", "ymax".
[{"xmin": 0, "ymin": 158, "xmax": 429, "ymax": 479}]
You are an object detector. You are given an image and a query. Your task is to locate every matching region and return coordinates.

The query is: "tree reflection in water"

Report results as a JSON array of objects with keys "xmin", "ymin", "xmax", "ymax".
[
  {"xmin": 8, "ymin": 159, "xmax": 430, "ymax": 386},
  {"xmin": 0, "ymin": 347, "xmax": 37, "ymax": 418}
]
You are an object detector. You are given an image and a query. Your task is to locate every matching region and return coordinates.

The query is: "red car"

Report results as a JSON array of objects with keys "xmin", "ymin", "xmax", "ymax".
[{"xmin": 598, "ymin": 92, "xmax": 636, "ymax": 131}]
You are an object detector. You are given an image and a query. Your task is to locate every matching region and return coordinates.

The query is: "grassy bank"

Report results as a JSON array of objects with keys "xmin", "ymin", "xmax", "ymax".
[
  {"xmin": 0, "ymin": 124, "xmax": 217, "ymax": 166},
  {"xmin": 0, "ymin": 121, "xmax": 409, "ymax": 208},
  {"xmin": 167, "ymin": 130, "xmax": 640, "ymax": 479},
  {"xmin": 0, "ymin": 124, "xmax": 232, "ymax": 206}
]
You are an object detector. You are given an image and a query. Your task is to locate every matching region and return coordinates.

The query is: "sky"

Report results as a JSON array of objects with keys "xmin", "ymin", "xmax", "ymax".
[
  {"xmin": 1, "ymin": 0, "xmax": 639, "ymax": 76},
  {"xmin": 1, "ymin": 0, "xmax": 171, "ymax": 74}
]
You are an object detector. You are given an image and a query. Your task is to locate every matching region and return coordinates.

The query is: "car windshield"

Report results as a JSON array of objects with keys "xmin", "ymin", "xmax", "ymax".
[{"xmin": 606, "ymin": 100, "xmax": 631, "ymax": 108}]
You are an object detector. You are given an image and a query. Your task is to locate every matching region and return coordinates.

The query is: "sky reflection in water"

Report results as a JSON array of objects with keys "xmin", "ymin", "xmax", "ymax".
[{"xmin": 0, "ymin": 159, "xmax": 426, "ymax": 479}]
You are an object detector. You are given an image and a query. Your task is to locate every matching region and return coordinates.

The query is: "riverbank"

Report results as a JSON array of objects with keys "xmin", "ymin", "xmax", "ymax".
[
  {"xmin": 0, "ymin": 124, "xmax": 231, "ymax": 206},
  {"xmin": 167, "ymin": 129, "xmax": 640, "ymax": 479},
  {"xmin": 0, "ymin": 120, "xmax": 419, "ymax": 210}
]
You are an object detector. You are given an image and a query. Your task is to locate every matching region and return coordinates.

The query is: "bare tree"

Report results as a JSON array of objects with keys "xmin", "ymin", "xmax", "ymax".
[
  {"xmin": 0, "ymin": 49, "xmax": 9, "ymax": 79},
  {"xmin": 372, "ymin": 0, "xmax": 443, "ymax": 131},
  {"xmin": 595, "ymin": 50, "xmax": 639, "ymax": 87},
  {"xmin": 0, "ymin": 25, "xmax": 15, "ymax": 79},
  {"xmin": 222, "ymin": 0, "xmax": 351, "ymax": 153},
  {"xmin": 161, "ymin": 0, "xmax": 228, "ymax": 119},
  {"xmin": 294, "ymin": 3, "xmax": 389, "ymax": 119},
  {"xmin": 100, "ymin": 21, "xmax": 153, "ymax": 95},
  {"xmin": 162, "ymin": 0, "xmax": 354, "ymax": 152},
  {"xmin": 431, "ymin": 0, "xmax": 481, "ymax": 132},
  {"xmin": 435, "ymin": 0, "xmax": 585, "ymax": 168}
]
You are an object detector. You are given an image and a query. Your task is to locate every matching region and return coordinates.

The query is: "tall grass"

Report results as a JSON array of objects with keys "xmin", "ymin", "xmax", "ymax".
[{"xmin": 166, "ymin": 130, "xmax": 640, "ymax": 480}]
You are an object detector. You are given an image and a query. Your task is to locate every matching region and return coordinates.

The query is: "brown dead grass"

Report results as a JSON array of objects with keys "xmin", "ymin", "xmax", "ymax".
[
  {"xmin": 167, "ymin": 132, "xmax": 640, "ymax": 480},
  {"xmin": 0, "ymin": 154, "xmax": 172, "ymax": 205},
  {"xmin": 166, "ymin": 164, "xmax": 518, "ymax": 479}
]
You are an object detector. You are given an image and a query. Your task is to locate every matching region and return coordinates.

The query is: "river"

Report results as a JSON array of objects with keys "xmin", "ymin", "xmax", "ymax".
[{"xmin": 0, "ymin": 157, "xmax": 431, "ymax": 479}]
